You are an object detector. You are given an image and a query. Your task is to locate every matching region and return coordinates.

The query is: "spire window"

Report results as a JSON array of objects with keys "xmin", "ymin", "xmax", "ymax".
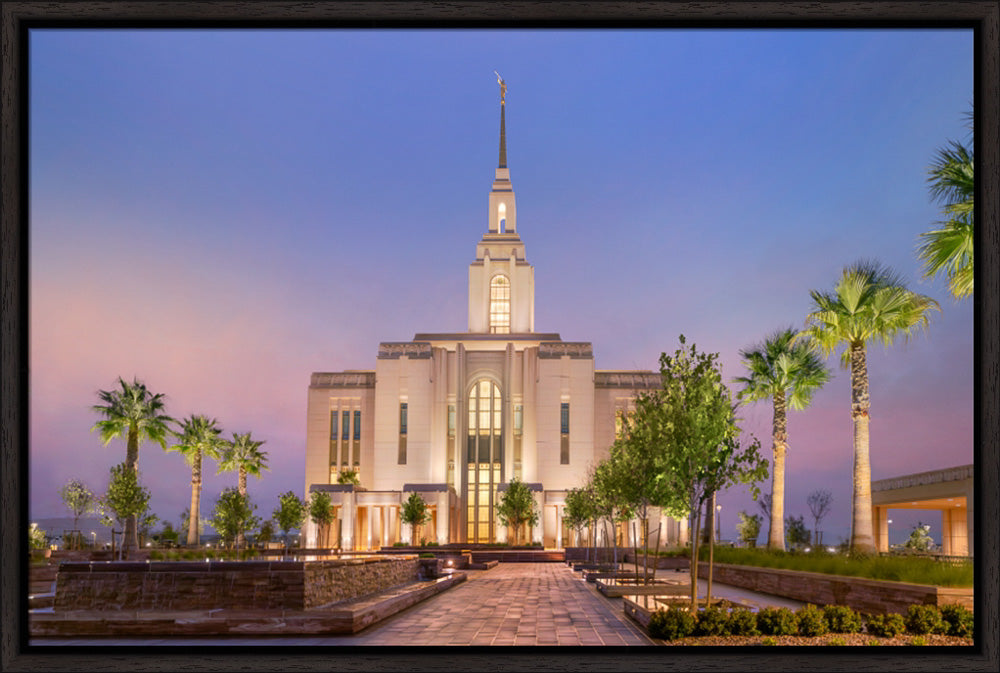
[
  {"xmin": 489, "ymin": 275, "xmax": 510, "ymax": 334},
  {"xmin": 498, "ymin": 203, "xmax": 506, "ymax": 233}
]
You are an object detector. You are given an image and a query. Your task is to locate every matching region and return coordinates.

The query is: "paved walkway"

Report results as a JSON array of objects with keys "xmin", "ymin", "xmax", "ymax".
[{"xmin": 32, "ymin": 563, "xmax": 654, "ymax": 646}]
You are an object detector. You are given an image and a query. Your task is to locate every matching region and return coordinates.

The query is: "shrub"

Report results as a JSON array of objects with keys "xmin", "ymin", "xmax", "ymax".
[
  {"xmin": 418, "ymin": 552, "xmax": 436, "ymax": 558},
  {"xmin": 904, "ymin": 605, "xmax": 946, "ymax": 635},
  {"xmin": 796, "ymin": 604, "xmax": 828, "ymax": 637},
  {"xmin": 939, "ymin": 604, "xmax": 974, "ymax": 638},
  {"xmin": 756, "ymin": 607, "xmax": 799, "ymax": 636},
  {"xmin": 909, "ymin": 636, "xmax": 927, "ymax": 646},
  {"xmin": 694, "ymin": 606, "xmax": 730, "ymax": 636},
  {"xmin": 823, "ymin": 605, "xmax": 864, "ymax": 633},
  {"xmin": 865, "ymin": 613, "xmax": 906, "ymax": 638},
  {"xmin": 827, "ymin": 636, "xmax": 846, "ymax": 646},
  {"xmin": 759, "ymin": 636, "xmax": 777, "ymax": 646},
  {"xmin": 727, "ymin": 607, "xmax": 759, "ymax": 636},
  {"xmin": 648, "ymin": 606, "xmax": 696, "ymax": 641}
]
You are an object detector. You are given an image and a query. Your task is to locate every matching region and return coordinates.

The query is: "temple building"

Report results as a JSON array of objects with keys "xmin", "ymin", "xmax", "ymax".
[{"xmin": 302, "ymin": 78, "xmax": 679, "ymax": 549}]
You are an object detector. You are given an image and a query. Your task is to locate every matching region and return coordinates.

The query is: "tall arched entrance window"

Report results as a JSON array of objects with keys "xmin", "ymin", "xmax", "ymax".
[{"xmin": 467, "ymin": 379, "xmax": 502, "ymax": 542}]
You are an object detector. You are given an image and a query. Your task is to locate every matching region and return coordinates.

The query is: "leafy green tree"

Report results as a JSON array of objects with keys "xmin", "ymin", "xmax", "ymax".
[
  {"xmin": 563, "ymin": 486, "xmax": 597, "ymax": 559},
  {"xmin": 138, "ymin": 512, "xmax": 159, "ymax": 547},
  {"xmin": 100, "ymin": 462, "xmax": 152, "ymax": 559},
  {"xmin": 496, "ymin": 477, "xmax": 539, "ymax": 546},
  {"xmin": 735, "ymin": 328, "xmax": 829, "ymax": 551},
  {"xmin": 154, "ymin": 521, "xmax": 180, "ymax": 547},
  {"xmin": 28, "ymin": 523, "xmax": 48, "ymax": 550},
  {"xmin": 58, "ymin": 479, "xmax": 96, "ymax": 549},
  {"xmin": 308, "ymin": 490, "xmax": 335, "ymax": 548},
  {"xmin": 785, "ymin": 515, "xmax": 811, "ymax": 549},
  {"xmin": 168, "ymin": 415, "xmax": 225, "ymax": 546},
  {"xmin": 400, "ymin": 492, "xmax": 431, "ymax": 545},
  {"xmin": 801, "ymin": 261, "xmax": 939, "ymax": 553},
  {"xmin": 608, "ymin": 407, "xmax": 687, "ymax": 583},
  {"xmin": 904, "ymin": 522, "xmax": 935, "ymax": 552},
  {"xmin": 918, "ymin": 112, "xmax": 974, "ymax": 300},
  {"xmin": 637, "ymin": 335, "xmax": 768, "ymax": 609},
  {"xmin": 736, "ymin": 511, "xmax": 762, "ymax": 547},
  {"xmin": 592, "ymin": 454, "xmax": 633, "ymax": 563},
  {"xmin": 91, "ymin": 377, "xmax": 173, "ymax": 552},
  {"xmin": 211, "ymin": 487, "xmax": 259, "ymax": 558},
  {"xmin": 806, "ymin": 489, "xmax": 832, "ymax": 546},
  {"xmin": 273, "ymin": 491, "xmax": 306, "ymax": 551},
  {"xmin": 336, "ymin": 469, "xmax": 360, "ymax": 486},
  {"xmin": 255, "ymin": 519, "xmax": 275, "ymax": 549}
]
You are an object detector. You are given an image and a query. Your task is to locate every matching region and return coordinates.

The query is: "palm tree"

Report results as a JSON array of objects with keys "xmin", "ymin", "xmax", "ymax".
[
  {"xmin": 91, "ymin": 376, "xmax": 173, "ymax": 553},
  {"xmin": 800, "ymin": 261, "xmax": 938, "ymax": 553},
  {"xmin": 735, "ymin": 327, "xmax": 830, "ymax": 551},
  {"xmin": 218, "ymin": 431, "xmax": 269, "ymax": 497},
  {"xmin": 168, "ymin": 415, "xmax": 225, "ymax": 546},
  {"xmin": 918, "ymin": 136, "xmax": 974, "ymax": 299},
  {"xmin": 218, "ymin": 431, "xmax": 269, "ymax": 549}
]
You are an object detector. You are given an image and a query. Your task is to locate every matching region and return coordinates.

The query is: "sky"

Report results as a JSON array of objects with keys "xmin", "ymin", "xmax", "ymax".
[{"xmin": 29, "ymin": 28, "xmax": 974, "ymax": 547}]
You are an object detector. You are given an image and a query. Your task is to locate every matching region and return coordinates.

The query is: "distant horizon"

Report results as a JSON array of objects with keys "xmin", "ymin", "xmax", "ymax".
[{"xmin": 29, "ymin": 28, "xmax": 974, "ymax": 550}]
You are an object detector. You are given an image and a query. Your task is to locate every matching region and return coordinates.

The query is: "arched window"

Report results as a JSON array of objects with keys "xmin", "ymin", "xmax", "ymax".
[
  {"xmin": 467, "ymin": 379, "xmax": 502, "ymax": 542},
  {"xmin": 489, "ymin": 275, "xmax": 510, "ymax": 334}
]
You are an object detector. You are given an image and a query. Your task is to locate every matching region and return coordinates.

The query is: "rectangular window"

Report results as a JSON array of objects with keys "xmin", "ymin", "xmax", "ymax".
[
  {"xmin": 352, "ymin": 409, "xmax": 361, "ymax": 467},
  {"xmin": 398, "ymin": 403, "xmax": 408, "ymax": 465},
  {"xmin": 342, "ymin": 410, "xmax": 350, "ymax": 441},
  {"xmin": 560, "ymin": 402, "xmax": 570, "ymax": 465},
  {"xmin": 330, "ymin": 411, "xmax": 338, "ymax": 440}
]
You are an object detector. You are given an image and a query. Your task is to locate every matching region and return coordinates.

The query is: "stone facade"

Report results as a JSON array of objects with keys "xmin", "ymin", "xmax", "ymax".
[
  {"xmin": 54, "ymin": 556, "xmax": 420, "ymax": 612},
  {"xmin": 303, "ymin": 86, "xmax": 673, "ymax": 550},
  {"xmin": 697, "ymin": 562, "xmax": 973, "ymax": 614}
]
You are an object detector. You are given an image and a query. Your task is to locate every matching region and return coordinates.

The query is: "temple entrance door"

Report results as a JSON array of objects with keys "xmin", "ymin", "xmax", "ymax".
[{"xmin": 466, "ymin": 379, "xmax": 503, "ymax": 543}]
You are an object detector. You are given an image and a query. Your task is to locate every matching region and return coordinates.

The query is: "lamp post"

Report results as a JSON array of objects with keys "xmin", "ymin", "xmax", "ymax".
[
  {"xmin": 90, "ymin": 531, "xmax": 96, "ymax": 548},
  {"xmin": 716, "ymin": 504, "xmax": 722, "ymax": 542},
  {"xmin": 887, "ymin": 519, "xmax": 893, "ymax": 550}
]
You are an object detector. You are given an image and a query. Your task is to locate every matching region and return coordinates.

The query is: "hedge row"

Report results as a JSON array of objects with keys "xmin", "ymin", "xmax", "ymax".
[{"xmin": 647, "ymin": 603, "xmax": 973, "ymax": 641}]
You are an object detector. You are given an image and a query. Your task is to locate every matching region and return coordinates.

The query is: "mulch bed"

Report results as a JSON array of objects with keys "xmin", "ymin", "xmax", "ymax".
[{"xmin": 657, "ymin": 633, "xmax": 974, "ymax": 646}]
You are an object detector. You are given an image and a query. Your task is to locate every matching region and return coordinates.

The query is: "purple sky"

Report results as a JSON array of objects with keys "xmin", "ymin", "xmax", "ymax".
[{"xmin": 29, "ymin": 29, "xmax": 973, "ymax": 546}]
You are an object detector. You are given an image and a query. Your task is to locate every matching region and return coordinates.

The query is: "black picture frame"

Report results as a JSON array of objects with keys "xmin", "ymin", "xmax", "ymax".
[{"xmin": 3, "ymin": 2, "xmax": 997, "ymax": 671}]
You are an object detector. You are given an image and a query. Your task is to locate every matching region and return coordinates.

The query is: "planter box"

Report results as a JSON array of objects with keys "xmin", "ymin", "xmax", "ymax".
[
  {"xmin": 697, "ymin": 562, "xmax": 973, "ymax": 614},
  {"xmin": 597, "ymin": 579, "xmax": 688, "ymax": 598}
]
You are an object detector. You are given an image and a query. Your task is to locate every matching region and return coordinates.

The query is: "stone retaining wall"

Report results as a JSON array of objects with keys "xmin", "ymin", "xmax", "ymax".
[
  {"xmin": 54, "ymin": 556, "xmax": 419, "ymax": 612},
  {"xmin": 697, "ymin": 562, "xmax": 973, "ymax": 614}
]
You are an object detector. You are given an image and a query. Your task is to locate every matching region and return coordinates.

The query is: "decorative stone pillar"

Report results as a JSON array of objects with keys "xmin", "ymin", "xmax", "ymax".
[
  {"xmin": 436, "ymin": 491, "xmax": 449, "ymax": 545},
  {"xmin": 366, "ymin": 505, "xmax": 375, "ymax": 551},
  {"xmin": 555, "ymin": 505, "xmax": 563, "ymax": 549},
  {"xmin": 341, "ymin": 493, "xmax": 356, "ymax": 551},
  {"xmin": 532, "ymin": 491, "xmax": 544, "ymax": 545},
  {"xmin": 875, "ymin": 506, "xmax": 888, "ymax": 553},
  {"xmin": 387, "ymin": 506, "xmax": 398, "ymax": 546},
  {"xmin": 941, "ymin": 509, "xmax": 953, "ymax": 556},
  {"xmin": 678, "ymin": 515, "xmax": 688, "ymax": 547}
]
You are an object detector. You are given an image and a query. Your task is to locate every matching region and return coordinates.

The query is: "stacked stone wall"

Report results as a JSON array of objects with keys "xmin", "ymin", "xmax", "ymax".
[
  {"xmin": 54, "ymin": 556, "xmax": 419, "ymax": 612},
  {"xmin": 697, "ymin": 562, "xmax": 973, "ymax": 614},
  {"xmin": 304, "ymin": 557, "xmax": 420, "ymax": 607}
]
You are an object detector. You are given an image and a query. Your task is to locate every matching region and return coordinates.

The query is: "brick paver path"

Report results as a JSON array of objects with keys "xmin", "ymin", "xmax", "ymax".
[{"xmin": 348, "ymin": 562, "xmax": 653, "ymax": 646}]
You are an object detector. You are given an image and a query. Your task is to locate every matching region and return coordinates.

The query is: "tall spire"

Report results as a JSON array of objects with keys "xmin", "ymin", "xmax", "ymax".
[{"xmin": 495, "ymin": 71, "xmax": 507, "ymax": 168}]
